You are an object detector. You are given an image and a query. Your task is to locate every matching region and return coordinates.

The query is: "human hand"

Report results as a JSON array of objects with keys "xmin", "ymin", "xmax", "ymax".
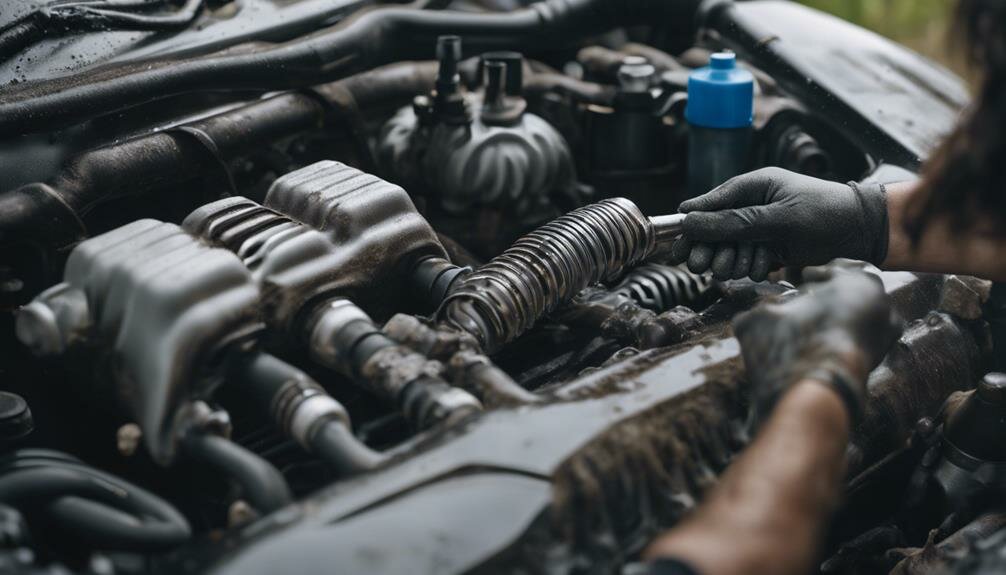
[
  {"xmin": 732, "ymin": 270, "xmax": 902, "ymax": 423},
  {"xmin": 671, "ymin": 168, "xmax": 889, "ymax": 281}
]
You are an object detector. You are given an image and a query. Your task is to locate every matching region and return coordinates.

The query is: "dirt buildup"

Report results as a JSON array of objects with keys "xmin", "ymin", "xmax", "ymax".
[
  {"xmin": 548, "ymin": 354, "xmax": 750, "ymax": 568},
  {"xmin": 556, "ymin": 322, "xmax": 737, "ymax": 402}
]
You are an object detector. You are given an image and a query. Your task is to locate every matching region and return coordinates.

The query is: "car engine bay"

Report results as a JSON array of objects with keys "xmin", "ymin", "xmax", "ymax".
[{"xmin": 1, "ymin": 1, "xmax": 1002, "ymax": 574}]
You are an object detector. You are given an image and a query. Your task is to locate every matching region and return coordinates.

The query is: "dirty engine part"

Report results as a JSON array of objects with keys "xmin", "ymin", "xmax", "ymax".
[{"xmin": 0, "ymin": 1, "xmax": 989, "ymax": 574}]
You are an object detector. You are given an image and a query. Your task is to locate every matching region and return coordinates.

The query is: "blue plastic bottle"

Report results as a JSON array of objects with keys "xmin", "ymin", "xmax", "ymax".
[{"xmin": 686, "ymin": 52, "xmax": 754, "ymax": 199}]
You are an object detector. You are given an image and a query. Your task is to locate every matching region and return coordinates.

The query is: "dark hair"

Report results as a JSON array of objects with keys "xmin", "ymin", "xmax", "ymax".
[{"xmin": 909, "ymin": 0, "xmax": 1006, "ymax": 240}]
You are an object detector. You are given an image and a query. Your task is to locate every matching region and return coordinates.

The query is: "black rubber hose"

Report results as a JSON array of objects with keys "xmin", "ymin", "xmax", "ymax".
[
  {"xmin": 227, "ymin": 352, "xmax": 385, "ymax": 475},
  {"xmin": 0, "ymin": 59, "xmax": 446, "ymax": 248},
  {"xmin": 523, "ymin": 72, "xmax": 615, "ymax": 105},
  {"xmin": 458, "ymin": 358, "xmax": 540, "ymax": 405},
  {"xmin": 309, "ymin": 421, "xmax": 386, "ymax": 475},
  {"xmin": 576, "ymin": 45, "xmax": 631, "ymax": 80},
  {"xmin": 316, "ymin": 60, "xmax": 440, "ymax": 106},
  {"xmin": 226, "ymin": 352, "xmax": 325, "ymax": 421},
  {"xmin": 180, "ymin": 432, "xmax": 292, "ymax": 514},
  {"xmin": 0, "ymin": 453, "xmax": 190, "ymax": 551},
  {"xmin": 0, "ymin": 91, "xmax": 326, "ymax": 305},
  {"xmin": 53, "ymin": 92, "xmax": 325, "ymax": 217},
  {"xmin": 621, "ymin": 43, "xmax": 686, "ymax": 72},
  {"xmin": 0, "ymin": 0, "xmax": 205, "ymax": 62},
  {"xmin": 577, "ymin": 43, "xmax": 684, "ymax": 81},
  {"xmin": 44, "ymin": 497, "xmax": 188, "ymax": 552},
  {"xmin": 0, "ymin": 0, "xmax": 701, "ymax": 135}
]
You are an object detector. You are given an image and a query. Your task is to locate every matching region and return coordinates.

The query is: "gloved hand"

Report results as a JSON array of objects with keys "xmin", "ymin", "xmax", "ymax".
[
  {"xmin": 732, "ymin": 270, "xmax": 902, "ymax": 425},
  {"xmin": 670, "ymin": 168, "xmax": 890, "ymax": 281}
]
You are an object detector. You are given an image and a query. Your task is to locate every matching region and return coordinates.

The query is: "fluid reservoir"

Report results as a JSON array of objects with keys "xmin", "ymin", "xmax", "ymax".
[{"xmin": 686, "ymin": 52, "xmax": 754, "ymax": 199}]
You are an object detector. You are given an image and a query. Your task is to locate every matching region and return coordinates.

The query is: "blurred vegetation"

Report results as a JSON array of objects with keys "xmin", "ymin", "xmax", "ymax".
[{"xmin": 797, "ymin": 0, "xmax": 962, "ymax": 72}]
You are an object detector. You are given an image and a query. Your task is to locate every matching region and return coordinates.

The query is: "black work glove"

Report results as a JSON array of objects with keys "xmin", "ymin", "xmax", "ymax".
[
  {"xmin": 670, "ymin": 168, "xmax": 890, "ymax": 281},
  {"xmin": 732, "ymin": 270, "xmax": 902, "ymax": 425}
]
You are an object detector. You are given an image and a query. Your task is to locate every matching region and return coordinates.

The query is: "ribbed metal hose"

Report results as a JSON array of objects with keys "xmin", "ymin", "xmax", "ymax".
[
  {"xmin": 611, "ymin": 264, "xmax": 713, "ymax": 313},
  {"xmin": 439, "ymin": 198, "xmax": 655, "ymax": 352}
]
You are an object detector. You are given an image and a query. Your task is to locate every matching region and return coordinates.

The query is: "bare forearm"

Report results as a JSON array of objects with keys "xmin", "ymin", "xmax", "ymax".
[
  {"xmin": 883, "ymin": 181, "xmax": 1006, "ymax": 281},
  {"xmin": 645, "ymin": 382, "xmax": 850, "ymax": 575}
]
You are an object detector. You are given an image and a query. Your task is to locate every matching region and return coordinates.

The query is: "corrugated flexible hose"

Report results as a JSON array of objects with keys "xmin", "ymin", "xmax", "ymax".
[{"xmin": 439, "ymin": 198, "xmax": 671, "ymax": 352}]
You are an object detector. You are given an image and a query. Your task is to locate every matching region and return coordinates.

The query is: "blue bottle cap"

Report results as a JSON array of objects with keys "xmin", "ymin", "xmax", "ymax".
[{"xmin": 686, "ymin": 52, "xmax": 754, "ymax": 129}]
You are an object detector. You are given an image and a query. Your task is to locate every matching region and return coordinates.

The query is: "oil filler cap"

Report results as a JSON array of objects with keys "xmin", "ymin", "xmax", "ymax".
[{"xmin": 0, "ymin": 392, "xmax": 33, "ymax": 444}]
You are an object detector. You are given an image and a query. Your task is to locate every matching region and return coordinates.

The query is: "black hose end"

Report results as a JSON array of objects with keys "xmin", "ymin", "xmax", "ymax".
[
  {"xmin": 411, "ymin": 257, "xmax": 471, "ymax": 309},
  {"xmin": 309, "ymin": 420, "xmax": 386, "ymax": 476},
  {"xmin": 181, "ymin": 431, "xmax": 292, "ymax": 515},
  {"xmin": 436, "ymin": 35, "xmax": 462, "ymax": 86},
  {"xmin": 481, "ymin": 52, "xmax": 524, "ymax": 96}
]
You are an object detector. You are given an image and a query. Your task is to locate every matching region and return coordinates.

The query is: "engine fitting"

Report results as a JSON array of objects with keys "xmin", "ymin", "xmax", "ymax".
[
  {"xmin": 382, "ymin": 313, "xmax": 540, "ymax": 405},
  {"xmin": 15, "ymin": 220, "xmax": 262, "ymax": 465},
  {"xmin": 184, "ymin": 196, "xmax": 357, "ymax": 335},
  {"xmin": 227, "ymin": 352, "xmax": 385, "ymax": 476},
  {"xmin": 183, "ymin": 169, "xmax": 482, "ymax": 427},
  {"xmin": 410, "ymin": 256, "xmax": 472, "ymax": 311},
  {"xmin": 905, "ymin": 372, "xmax": 1006, "ymax": 527},
  {"xmin": 438, "ymin": 198, "xmax": 681, "ymax": 352},
  {"xmin": 308, "ymin": 299, "xmax": 482, "ymax": 426},
  {"xmin": 378, "ymin": 36, "xmax": 579, "ymax": 224},
  {"xmin": 254, "ymin": 160, "xmax": 449, "ymax": 316},
  {"xmin": 557, "ymin": 284, "xmax": 704, "ymax": 350}
]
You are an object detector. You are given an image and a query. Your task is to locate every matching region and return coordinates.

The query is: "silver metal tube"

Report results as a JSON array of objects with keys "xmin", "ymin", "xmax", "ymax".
[{"xmin": 649, "ymin": 213, "xmax": 686, "ymax": 248}]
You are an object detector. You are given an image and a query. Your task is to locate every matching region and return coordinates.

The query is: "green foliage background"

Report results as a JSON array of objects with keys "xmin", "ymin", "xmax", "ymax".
[{"xmin": 796, "ymin": 0, "xmax": 959, "ymax": 70}]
